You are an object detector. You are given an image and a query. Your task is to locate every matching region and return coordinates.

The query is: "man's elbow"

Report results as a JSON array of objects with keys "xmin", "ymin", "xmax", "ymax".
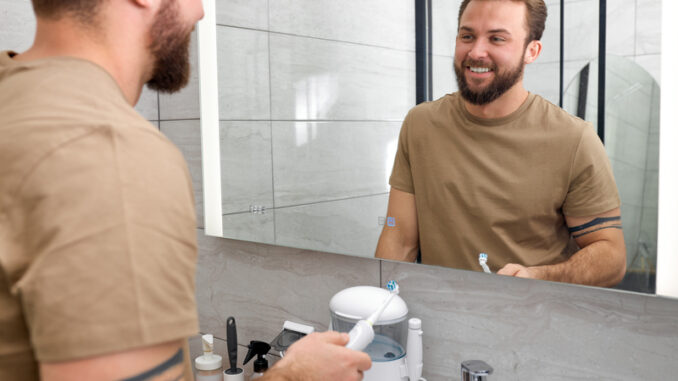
[{"xmin": 608, "ymin": 243, "xmax": 627, "ymax": 287}]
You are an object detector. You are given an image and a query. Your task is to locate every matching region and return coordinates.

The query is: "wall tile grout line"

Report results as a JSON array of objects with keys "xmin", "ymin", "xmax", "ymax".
[{"xmin": 215, "ymin": 24, "xmax": 416, "ymax": 54}]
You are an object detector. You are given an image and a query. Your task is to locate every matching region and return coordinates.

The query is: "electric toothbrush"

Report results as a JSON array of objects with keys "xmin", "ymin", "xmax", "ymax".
[{"xmin": 345, "ymin": 280, "xmax": 399, "ymax": 351}]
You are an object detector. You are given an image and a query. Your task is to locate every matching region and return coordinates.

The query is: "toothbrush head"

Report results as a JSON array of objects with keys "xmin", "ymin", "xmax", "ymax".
[
  {"xmin": 386, "ymin": 280, "xmax": 399, "ymax": 294},
  {"xmin": 479, "ymin": 253, "xmax": 488, "ymax": 264}
]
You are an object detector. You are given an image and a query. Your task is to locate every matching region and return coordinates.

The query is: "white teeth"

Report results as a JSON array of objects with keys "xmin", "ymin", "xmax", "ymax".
[{"xmin": 470, "ymin": 67, "xmax": 491, "ymax": 73}]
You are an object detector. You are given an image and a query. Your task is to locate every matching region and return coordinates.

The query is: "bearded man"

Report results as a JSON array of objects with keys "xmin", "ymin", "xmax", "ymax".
[
  {"xmin": 376, "ymin": 0, "xmax": 627, "ymax": 288},
  {"xmin": 0, "ymin": 0, "xmax": 370, "ymax": 380}
]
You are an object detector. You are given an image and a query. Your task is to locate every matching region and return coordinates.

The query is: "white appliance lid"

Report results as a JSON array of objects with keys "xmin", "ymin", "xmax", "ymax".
[{"xmin": 329, "ymin": 286, "xmax": 408, "ymax": 324}]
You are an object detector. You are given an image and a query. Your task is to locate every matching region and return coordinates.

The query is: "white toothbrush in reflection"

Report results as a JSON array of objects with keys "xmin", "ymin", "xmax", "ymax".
[
  {"xmin": 345, "ymin": 280, "xmax": 399, "ymax": 351},
  {"xmin": 479, "ymin": 253, "xmax": 492, "ymax": 273}
]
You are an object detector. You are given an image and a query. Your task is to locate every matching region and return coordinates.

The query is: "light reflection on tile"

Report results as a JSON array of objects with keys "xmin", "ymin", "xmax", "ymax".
[
  {"xmin": 269, "ymin": 34, "xmax": 416, "ymax": 120},
  {"xmin": 269, "ymin": 0, "xmax": 415, "ymax": 51},
  {"xmin": 216, "ymin": 0, "xmax": 269, "ymax": 30},
  {"xmin": 272, "ymin": 121, "xmax": 400, "ymax": 207},
  {"xmin": 217, "ymin": 26, "xmax": 271, "ymax": 120},
  {"xmin": 635, "ymin": 0, "xmax": 661, "ymax": 56},
  {"xmin": 274, "ymin": 194, "xmax": 389, "ymax": 257}
]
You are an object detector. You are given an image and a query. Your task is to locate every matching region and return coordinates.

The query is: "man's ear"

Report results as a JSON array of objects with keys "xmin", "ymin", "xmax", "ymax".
[
  {"xmin": 130, "ymin": 0, "xmax": 156, "ymax": 11},
  {"xmin": 524, "ymin": 40, "xmax": 542, "ymax": 64}
]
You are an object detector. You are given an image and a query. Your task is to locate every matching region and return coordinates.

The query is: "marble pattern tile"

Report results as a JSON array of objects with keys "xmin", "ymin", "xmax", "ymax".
[
  {"xmin": 621, "ymin": 202, "xmax": 642, "ymax": 264},
  {"xmin": 563, "ymin": 0, "xmax": 636, "ymax": 62},
  {"xmin": 431, "ymin": 0, "xmax": 462, "ymax": 57},
  {"xmin": 271, "ymin": 121, "xmax": 400, "ymax": 207},
  {"xmin": 381, "ymin": 259, "xmax": 678, "ymax": 380},
  {"xmin": 195, "ymin": 230, "xmax": 380, "ymax": 348},
  {"xmin": 432, "ymin": 55, "xmax": 456, "ymax": 101},
  {"xmin": 635, "ymin": 0, "xmax": 662, "ymax": 56},
  {"xmin": 0, "ymin": 0, "xmax": 36, "ymax": 52},
  {"xmin": 159, "ymin": 32, "xmax": 200, "ymax": 120},
  {"xmin": 524, "ymin": 60, "xmax": 590, "ymax": 106},
  {"xmin": 217, "ymin": 26, "xmax": 271, "ymax": 120},
  {"xmin": 269, "ymin": 0, "xmax": 415, "ymax": 51},
  {"xmin": 220, "ymin": 121, "xmax": 273, "ymax": 214},
  {"xmin": 274, "ymin": 193, "xmax": 389, "ymax": 258},
  {"xmin": 612, "ymin": 160, "xmax": 646, "ymax": 208},
  {"xmin": 134, "ymin": 85, "xmax": 158, "ymax": 121},
  {"xmin": 216, "ymin": 0, "xmax": 269, "ymax": 30},
  {"xmin": 269, "ymin": 34, "xmax": 416, "ymax": 121},
  {"xmin": 634, "ymin": 54, "xmax": 661, "ymax": 84},
  {"xmin": 159, "ymin": 120, "xmax": 204, "ymax": 229},
  {"xmin": 537, "ymin": 1, "xmax": 562, "ymax": 64},
  {"xmin": 222, "ymin": 211, "xmax": 275, "ymax": 246}
]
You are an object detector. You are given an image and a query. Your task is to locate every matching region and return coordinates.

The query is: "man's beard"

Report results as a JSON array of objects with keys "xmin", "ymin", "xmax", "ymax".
[
  {"xmin": 454, "ymin": 57, "xmax": 524, "ymax": 105},
  {"xmin": 147, "ymin": 0, "xmax": 192, "ymax": 93}
]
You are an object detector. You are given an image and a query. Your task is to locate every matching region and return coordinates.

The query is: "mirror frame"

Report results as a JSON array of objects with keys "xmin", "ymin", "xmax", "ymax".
[{"xmin": 197, "ymin": 0, "xmax": 678, "ymax": 298}]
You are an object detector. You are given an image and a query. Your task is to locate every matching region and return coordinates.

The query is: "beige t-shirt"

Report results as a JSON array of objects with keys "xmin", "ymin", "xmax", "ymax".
[
  {"xmin": 0, "ymin": 51, "xmax": 198, "ymax": 380},
  {"xmin": 390, "ymin": 92, "xmax": 620, "ymax": 271}
]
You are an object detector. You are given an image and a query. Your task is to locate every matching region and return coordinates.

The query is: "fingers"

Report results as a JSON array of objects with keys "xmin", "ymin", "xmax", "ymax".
[
  {"xmin": 314, "ymin": 330, "xmax": 350, "ymax": 346},
  {"xmin": 497, "ymin": 263, "xmax": 521, "ymax": 276},
  {"xmin": 353, "ymin": 351, "xmax": 372, "ymax": 372}
]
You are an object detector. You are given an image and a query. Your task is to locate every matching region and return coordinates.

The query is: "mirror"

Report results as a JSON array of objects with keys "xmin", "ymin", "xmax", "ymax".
[
  {"xmin": 198, "ymin": 0, "xmax": 677, "ymax": 297},
  {"xmin": 563, "ymin": 55, "xmax": 659, "ymax": 293}
]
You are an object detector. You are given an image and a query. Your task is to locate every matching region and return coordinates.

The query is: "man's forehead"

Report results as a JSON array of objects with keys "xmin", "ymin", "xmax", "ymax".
[{"xmin": 459, "ymin": 1, "xmax": 528, "ymax": 34}]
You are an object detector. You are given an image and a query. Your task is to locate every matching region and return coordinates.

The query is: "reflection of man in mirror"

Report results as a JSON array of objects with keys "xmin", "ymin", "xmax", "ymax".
[
  {"xmin": 0, "ymin": 0, "xmax": 369, "ymax": 380},
  {"xmin": 376, "ymin": 0, "xmax": 627, "ymax": 288}
]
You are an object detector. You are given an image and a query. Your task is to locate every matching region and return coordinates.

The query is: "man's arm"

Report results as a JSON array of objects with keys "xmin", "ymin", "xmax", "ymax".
[
  {"xmin": 261, "ymin": 331, "xmax": 371, "ymax": 381},
  {"xmin": 498, "ymin": 208, "xmax": 627, "ymax": 287},
  {"xmin": 40, "ymin": 340, "xmax": 190, "ymax": 381},
  {"xmin": 375, "ymin": 188, "xmax": 419, "ymax": 262}
]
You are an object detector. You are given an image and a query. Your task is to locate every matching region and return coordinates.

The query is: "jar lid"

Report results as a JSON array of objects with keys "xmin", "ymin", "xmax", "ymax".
[{"xmin": 195, "ymin": 353, "xmax": 222, "ymax": 371}]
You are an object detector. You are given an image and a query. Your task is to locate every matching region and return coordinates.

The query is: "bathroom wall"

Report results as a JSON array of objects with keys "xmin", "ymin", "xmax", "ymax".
[
  {"xmin": 215, "ymin": 1, "xmax": 416, "ymax": 257},
  {"xmin": 3, "ymin": 1, "xmax": 677, "ymax": 380}
]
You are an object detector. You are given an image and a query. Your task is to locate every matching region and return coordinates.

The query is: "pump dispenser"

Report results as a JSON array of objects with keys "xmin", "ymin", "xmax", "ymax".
[{"xmin": 243, "ymin": 341, "xmax": 271, "ymax": 379}]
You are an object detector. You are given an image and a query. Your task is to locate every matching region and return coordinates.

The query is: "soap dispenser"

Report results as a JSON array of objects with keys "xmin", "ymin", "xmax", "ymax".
[{"xmin": 243, "ymin": 341, "xmax": 271, "ymax": 380}]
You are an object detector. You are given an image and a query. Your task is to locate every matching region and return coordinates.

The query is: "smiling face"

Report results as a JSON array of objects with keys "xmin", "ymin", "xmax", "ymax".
[{"xmin": 454, "ymin": 0, "xmax": 534, "ymax": 105}]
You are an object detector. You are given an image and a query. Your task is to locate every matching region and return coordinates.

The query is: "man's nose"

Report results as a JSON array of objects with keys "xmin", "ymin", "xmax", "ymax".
[{"xmin": 468, "ymin": 40, "xmax": 489, "ymax": 60}]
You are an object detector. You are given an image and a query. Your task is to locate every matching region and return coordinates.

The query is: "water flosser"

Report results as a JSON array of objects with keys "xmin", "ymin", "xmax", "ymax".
[{"xmin": 345, "ymin": 281, "xmax": 399, "ymax": 351}]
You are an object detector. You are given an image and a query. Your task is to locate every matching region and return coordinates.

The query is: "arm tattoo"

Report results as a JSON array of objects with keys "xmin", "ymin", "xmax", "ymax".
[
  {"xmin": 120, "ymin": 347, "xmax": 184, "ymax": 381},
  {"xmin": 569, "ymin": 216, "xmax": 623, "ymax": 238}
]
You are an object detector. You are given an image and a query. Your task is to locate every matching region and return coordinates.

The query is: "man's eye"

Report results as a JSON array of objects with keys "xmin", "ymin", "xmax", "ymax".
[
  {"xmin": 460, "ymin": 35, "xmax": 473, "ymax": 41},
  {"xmin": 492, "ymin": 37, "xmax": 506, "ymax": 42}
]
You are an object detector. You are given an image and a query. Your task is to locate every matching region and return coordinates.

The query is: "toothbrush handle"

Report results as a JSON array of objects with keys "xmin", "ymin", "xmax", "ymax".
[{"xmin": 345, "ymin": 320, "xmax": 374, "ymax": 351}]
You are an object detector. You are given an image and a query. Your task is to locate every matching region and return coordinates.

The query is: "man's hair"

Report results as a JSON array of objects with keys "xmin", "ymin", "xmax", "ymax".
[
  {"xmin": 30, "ymin": 0, "xmax": 102, "ymax": 22},
  {"xmin": 458, "ymin": 0, "xmax": 548, "ymax": 43}
]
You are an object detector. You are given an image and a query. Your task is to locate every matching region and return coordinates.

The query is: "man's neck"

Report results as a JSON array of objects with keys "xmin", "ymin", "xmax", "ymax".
[
  {"xmin": 463, "ymin": 83, "xmax": 530, "ymax": 119},
  {"xmin": 13, "ymin": 17, "xmax": 150, "ymax": 106}
]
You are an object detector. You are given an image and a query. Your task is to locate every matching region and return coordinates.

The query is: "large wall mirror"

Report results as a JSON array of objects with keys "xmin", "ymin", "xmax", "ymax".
[{"xmin": 198, "ymin": 0, "xmax": 678, "ymax": 297}]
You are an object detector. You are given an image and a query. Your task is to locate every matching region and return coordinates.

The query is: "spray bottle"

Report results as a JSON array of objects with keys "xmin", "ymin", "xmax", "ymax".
[{"xmin": 243, "ymin": 341, "xmax": 271, "ymax": 380}]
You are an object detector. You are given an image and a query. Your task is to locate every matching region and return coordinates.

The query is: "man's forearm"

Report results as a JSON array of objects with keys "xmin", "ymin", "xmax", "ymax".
[{"xmin": 529, "ymin": 240, "xmax": 626, "ymax": 287}]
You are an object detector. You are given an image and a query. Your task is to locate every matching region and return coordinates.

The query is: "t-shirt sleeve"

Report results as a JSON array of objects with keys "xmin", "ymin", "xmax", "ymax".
[
  {"xmin": 562, "ymin": 124, "xmax": 621, "ymax": 216},
  {"xmin": 389, "ymin": 113, "xmax": 415, "ymax": 194},
  {"xmin": 15, "ymin": 125, "xmax": 199, "ymax": 362}
]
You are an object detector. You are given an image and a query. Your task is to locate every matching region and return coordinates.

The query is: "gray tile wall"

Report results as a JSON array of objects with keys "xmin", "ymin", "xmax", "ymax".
[
  {"xmin": 191, "ymin": 229, "xmax": 678, "ymax": 381},
  {"xmin": 216, "ymin": 1, "xmax": 416, "ymax": 257}
]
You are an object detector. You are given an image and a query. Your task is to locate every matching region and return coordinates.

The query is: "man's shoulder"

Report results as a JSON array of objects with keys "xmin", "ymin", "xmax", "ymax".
[
  {"xmin": 529, "ymin": 94, "xmax": 592, "ymax": 130},
  {"xmin": 404, "ymin": 93, "xmax": 458, "ymax": 125}
]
